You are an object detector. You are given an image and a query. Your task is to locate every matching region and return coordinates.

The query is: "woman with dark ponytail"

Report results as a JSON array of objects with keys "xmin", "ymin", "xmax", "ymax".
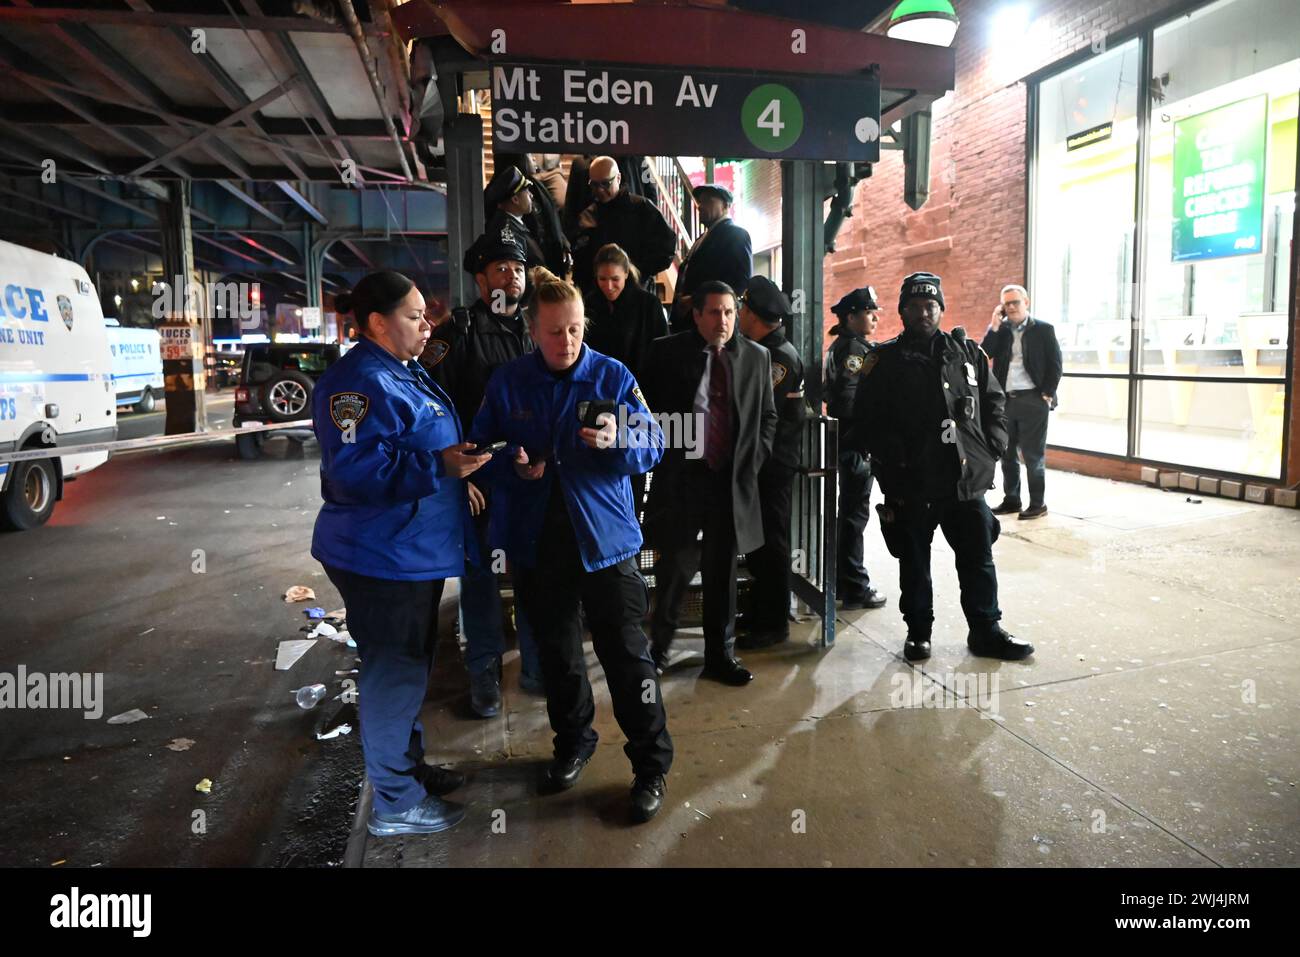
[{"xmin": 311, "ymin": 269, "xmax": 492, "ymax": 837}]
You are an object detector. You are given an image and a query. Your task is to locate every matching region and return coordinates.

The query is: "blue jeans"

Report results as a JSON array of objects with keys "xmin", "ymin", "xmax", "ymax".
[{"xmin": 460, "ymin": 522, "xmax": 541, "ymax": 678}]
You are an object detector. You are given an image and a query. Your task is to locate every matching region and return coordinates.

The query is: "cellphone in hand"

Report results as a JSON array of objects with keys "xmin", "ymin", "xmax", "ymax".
[
  {"xmin": 468, "ymin": 440, "xmax": 507, "ymax": 457},
  {"xmin": 576, "ymin": 399, "xmax": 617, "ymax": 429}
]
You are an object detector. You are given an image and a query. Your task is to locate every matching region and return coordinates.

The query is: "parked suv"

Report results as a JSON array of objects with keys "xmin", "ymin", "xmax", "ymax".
[{"xmin": 232, "ymin": 342, "xmax": 343, "ymax": 459}]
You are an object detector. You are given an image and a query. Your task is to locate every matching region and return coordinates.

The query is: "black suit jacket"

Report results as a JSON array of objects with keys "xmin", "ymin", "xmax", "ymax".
[
  {"xmin": 980, "ymin": 317, "xmax": 1063, "ymax": 407},
  {"xmin": 640, "ymin": 328, "xmax": 776, "ymax": 554}
]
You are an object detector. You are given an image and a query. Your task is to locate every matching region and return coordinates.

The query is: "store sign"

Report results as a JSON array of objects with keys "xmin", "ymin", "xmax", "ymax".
[
  {"xmin": 301, "ymin": 307, "xmax": 321, "ymax": 330},
  {"xmin": 491, "ymin": 63, "xmax": 881, "ymax": 162},
  {"xmin": 1171, "ymin": 95, "xmax": 1267, "ymax": 263},
  {"xmin": 158, "ymin": 324, "xmax": 195, "ymax": 361}
]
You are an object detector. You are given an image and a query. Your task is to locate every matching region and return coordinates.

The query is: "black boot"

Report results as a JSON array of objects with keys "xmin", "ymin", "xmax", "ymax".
[
  {"xmin": 967, "ymin": 623, "xmax": 1035, "ymax": 660},
  {"xmin": 991, "ymin": 497, "xmax": 1022, "ymax": 515},
  {"xmin": 630, "ymin": 774, "xmax": 665, "ymax": 823},
  {"xmin": 903, "ymin": 630, "xmax": 931, "ymax": 662}
]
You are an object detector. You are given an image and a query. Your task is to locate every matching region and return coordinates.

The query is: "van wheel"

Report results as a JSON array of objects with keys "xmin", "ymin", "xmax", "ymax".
[
  {"xmin": 236, "ymin": 432, "xmax": 264, "ymax": 461},
  {"xmin": 0, "ymin": 458, "xmax": 57, "ymax": 531},
  {"xmin": 134, "ymin": 388, "xmax": 156, "ymax": 414}
]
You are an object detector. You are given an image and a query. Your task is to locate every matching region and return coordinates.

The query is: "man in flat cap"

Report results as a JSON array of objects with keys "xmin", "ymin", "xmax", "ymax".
[
  {"xmin": 421, "ymin": 231, "xmax": 544, "ymax": 715},
  {"xmin": 735, "ymin": 275, "xmax": 807, "ymax": 649},
  {"xmin": 670, "ymin": 183, "xmax": 754, "ymax": 332},
  {"xmin": 825, "ymin": 287, "xmax": 887, "ymax": 611},
  {"xmin": 842, "ymin": 272, "xmax": 1034, "ymax": 664},
  {"xmin": 570, "ymin": 155, "xmax": 676, "ymax": 298}
]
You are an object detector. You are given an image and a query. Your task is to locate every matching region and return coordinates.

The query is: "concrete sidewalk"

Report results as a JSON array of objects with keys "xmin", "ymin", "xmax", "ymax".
[{"xmin": 361, "ymin": 470, "xmax": 1300, "ymax": 867}]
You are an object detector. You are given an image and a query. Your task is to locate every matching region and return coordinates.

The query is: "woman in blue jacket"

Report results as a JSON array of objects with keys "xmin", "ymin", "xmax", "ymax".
[
  {"xmin": 312, "ymin": 270, "xmax": 492, "ymax": 838},
  {"xmin": 471, "ymin": 267, "xmax": 673, "ymax": 823}
]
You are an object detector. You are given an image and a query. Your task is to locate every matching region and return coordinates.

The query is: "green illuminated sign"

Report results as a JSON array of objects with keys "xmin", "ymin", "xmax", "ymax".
[{"xmin": 1172, "ymin": 95, "xmax": 1267, "ymax": 263}]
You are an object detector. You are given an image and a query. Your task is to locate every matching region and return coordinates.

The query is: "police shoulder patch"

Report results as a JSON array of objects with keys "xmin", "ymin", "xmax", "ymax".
[
  {"xmin": 771, "ymin": 362, "xmax": 788, "ymax": 387},
  {"xmin": 845, "ymin": 354, "xmax": 864, "ymax": 374},
  {"xmin": 330, "ymin": 391, "xmax": 370, "ymax": 430},
  {"xmin": 423, "ymin": 339, "xmax": 450, "ymax": 368},
  {"xmin": 632, "ymin": 384, "xmax": 651, "ymax": 412}
]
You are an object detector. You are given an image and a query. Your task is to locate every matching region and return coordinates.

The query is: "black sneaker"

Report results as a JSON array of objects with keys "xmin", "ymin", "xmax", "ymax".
[
  {"xmin": 368, "ymin": 795, "xmax": 466, "ymax": 837},
  {"xmin": 991, "ymin": 498, "xmax": 1023, "ymax": 515},
  {"xmin": 630, "ymin": 774, "xmax": 666, "ymax": 823}
]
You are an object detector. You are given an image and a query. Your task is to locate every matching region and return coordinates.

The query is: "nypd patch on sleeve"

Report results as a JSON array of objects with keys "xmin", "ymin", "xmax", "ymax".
[
  {"xmin": 771, "ymin": 362, "xmax": 788, "ymax": 387},
  {"xmin": 330, "ymin": 391, "xmax": 370, "ymax": 430},
  {"xmin": 423, "ymin": 339, "xmax": 450, "ymax": 368}
]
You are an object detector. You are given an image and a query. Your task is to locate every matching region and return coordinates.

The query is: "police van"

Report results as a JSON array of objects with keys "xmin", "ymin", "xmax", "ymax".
[
  {"xmin": 0, "ymin": 239, "xmax": 117, "ymax": 531},
  {"xmin": 104, "ymin": 319, "xmax": 164, "ymax": 413}
]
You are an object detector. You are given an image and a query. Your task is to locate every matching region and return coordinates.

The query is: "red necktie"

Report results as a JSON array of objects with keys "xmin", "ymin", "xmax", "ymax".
[{"xmin": 705, "ymin": 345, "xmax": 732, "ymax": 471}]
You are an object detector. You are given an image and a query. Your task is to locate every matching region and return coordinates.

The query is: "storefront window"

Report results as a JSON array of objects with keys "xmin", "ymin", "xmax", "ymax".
[
  {"xmin": 1032, "ymin": 38, "xmax": 1140, "ymax": 387},
  {"xmin": 1030, "ymin": 0, "xmax": 1298, "ymax": 477}
]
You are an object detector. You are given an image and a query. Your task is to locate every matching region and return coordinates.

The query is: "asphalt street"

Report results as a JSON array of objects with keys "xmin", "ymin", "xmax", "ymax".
[{"xmin": 0, "ymin": 428, "xmax": 364, "ymax": 867}]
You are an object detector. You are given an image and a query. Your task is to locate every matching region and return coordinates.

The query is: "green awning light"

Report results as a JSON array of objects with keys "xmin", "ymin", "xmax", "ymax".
[{"xmin": 887, "ymin": 0, "xmax": 960, "ymax": 48}]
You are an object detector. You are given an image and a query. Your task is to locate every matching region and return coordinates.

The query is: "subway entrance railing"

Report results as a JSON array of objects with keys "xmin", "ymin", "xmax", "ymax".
[{"xmin": 791, "ymin": 415, "xmax": 838, "ymax": 648}]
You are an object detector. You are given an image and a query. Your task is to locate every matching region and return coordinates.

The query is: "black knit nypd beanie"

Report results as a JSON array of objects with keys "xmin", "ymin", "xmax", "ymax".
[{"xmin": 898, "ymin": 272, "xmax": 945, "ymax": 312}]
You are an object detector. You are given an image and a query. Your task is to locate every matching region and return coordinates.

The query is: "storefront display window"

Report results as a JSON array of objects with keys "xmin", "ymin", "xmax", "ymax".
[{"xmin": 1030, "ymin": 0, "xmax": 1297, "ymax": 477}]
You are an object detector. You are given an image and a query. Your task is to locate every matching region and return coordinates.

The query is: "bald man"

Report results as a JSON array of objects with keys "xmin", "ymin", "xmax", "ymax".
[{"xmin": 571, "ymin": 155, "xmax": 677, "ymax": 297}]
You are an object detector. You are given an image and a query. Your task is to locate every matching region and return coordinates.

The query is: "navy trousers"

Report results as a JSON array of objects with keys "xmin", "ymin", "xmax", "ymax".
[{"xmin": 324, "ymin": 565, "xmax": 444, "ymax": 816}]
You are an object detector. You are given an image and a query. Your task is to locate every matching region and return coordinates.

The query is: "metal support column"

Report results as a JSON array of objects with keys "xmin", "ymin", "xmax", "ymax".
[
  {"xmin": 443, "ymin": 113, "xmax": 484, "ymax": 308},
  {"xmin": 303, "ymin": 223, "xmax": 322, "ymax": 309},
  {"xmin": 158, "ymin": 180, "xmax": 206, "ymax": 434},
  {"xmin": 782, "ymin": 159, "xmax": 835, "ymax": 647}
]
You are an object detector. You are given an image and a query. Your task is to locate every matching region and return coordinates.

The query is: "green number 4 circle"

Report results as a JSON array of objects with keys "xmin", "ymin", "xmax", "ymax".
[{"xmin": 742, "ymin": 84, "xmax": 803, "ymax": 152}]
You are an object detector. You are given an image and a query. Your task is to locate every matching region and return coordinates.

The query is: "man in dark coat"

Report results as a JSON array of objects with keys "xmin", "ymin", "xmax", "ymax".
[
  {"xmin": 981, "ymin": 283, "xmax": 1063, "ymax": 520},
  {"xmin": 641, "ymin": 280, "xmax": 777, "ymax": 685},
  {"xmin": 670, "ymin": 183, "xmax": 753, "ymax": 332},
  {"xmin": 842, "ymin": 272, "xmax": 1034, "ymax": 664},
  {"xmin": 483, "ymin": 165, "xmax": 546, "ymax": 272},
  {"xmin": 734, "ymin": 276, "xmax": 807, "ymax": 649},
  {"xmin": 489, "ymin": 155, "xmax": 570, "ymax": 277},
  {"xmin": 421, "ymin": 231, "xmax": 544, "ymax": 715},
  {"xmin": 570, "ymin": 156, "xmax": 676, "ymax": 296}
]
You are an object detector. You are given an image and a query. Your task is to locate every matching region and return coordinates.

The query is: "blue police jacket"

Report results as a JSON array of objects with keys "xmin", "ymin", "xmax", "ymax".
[
  {"xmin": 471, "ymin": 344, "xmax": 663, "ymax": 573},
  {"xmin": 311, "ymin": 336, "xmax": 474, "ymax": 581}
]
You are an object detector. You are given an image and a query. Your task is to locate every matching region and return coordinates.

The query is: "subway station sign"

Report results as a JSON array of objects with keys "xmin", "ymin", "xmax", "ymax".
[
  {"xmin": 491, "ymin": 63, "xmax": 881, "ymax": 162},
  {"xmin": 1171, "ymin": 95, "xmax": 1268, "ymax": 263}
]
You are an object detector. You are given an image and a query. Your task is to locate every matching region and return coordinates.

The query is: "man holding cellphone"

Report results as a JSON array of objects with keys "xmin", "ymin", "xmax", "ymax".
[{"xmin": 981, "ymin": 284, "xmax": 1063, "ymax": 521}]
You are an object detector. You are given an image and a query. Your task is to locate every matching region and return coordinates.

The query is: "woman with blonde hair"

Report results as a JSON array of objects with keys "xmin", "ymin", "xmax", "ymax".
[{"xmin": 470, "ymin": 267, "xmax": 674, "ymax": 823}]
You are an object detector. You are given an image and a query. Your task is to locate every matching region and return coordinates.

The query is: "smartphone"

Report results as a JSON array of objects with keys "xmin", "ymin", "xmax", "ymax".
[
  {"xmin": 577, "ymin": 399, "xmax": 617, "ymax": 429},
  {"xmin": 467, "ymin": 440, "xmax": 507, "ymax": 457}
]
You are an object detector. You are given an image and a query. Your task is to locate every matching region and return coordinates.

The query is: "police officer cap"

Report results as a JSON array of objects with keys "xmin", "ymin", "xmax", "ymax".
[
  {"xmin": 831, "ymin": 286, "xmax": 879, "ymax": 316},
  {"xmin": 692, "ymin": 182, "xmax": 733, "ymax": 206},
  {"xmin": 484, "ymin": 165, "xmax": 528, "ymax": 209},
  {"xmin": 463, "ymin": 230, "xmax": 527, "ymax": 274},
  {"xmin": 899, "ymin": 271, "xmax": 945, "ymax": 311},
  {"xmin": 743, "ymin": 275, "xmax": 792, "ymax": 324}
]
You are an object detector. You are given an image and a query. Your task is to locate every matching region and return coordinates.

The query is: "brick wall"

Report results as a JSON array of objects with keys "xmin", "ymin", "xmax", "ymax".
[{"xmin": 824, "ymin": 0, "xmax": 1190, "ymax": 343}]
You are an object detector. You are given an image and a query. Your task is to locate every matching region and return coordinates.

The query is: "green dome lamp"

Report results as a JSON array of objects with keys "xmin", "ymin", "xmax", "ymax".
[{"xmin": 886, "ymin": 0, "xmax": 960, "ymax": 47}]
